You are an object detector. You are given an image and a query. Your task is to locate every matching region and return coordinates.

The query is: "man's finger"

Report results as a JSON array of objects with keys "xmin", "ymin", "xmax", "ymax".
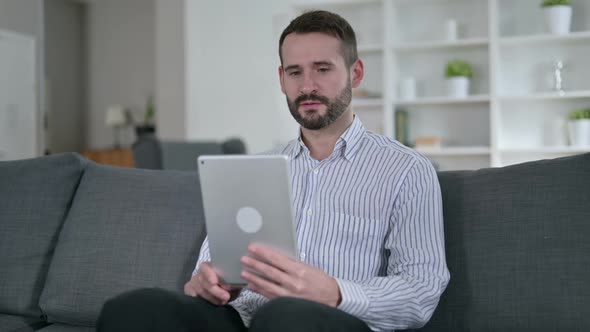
[
  {"xmin": 200, "ymin": 285, "xmax": 230, "ymax": 305},
  {"xmin": 199, "ymin": 290, "xmax": 224, "ymax": 306},
  {"xmin": 210, "ymin": 285, "xmax": 231, "ymax": 302},
  {"xmin": 198, "ymin": 265, "xmax": 219, "ymax": 288},
  {"xmin": 241, "ymin": 256, "xmax": 293, "ymax": 287},
  {"xmin": 184, "ymin": 275, "xmax": 200, "ymax": 297},
  {"xmin": 184, "ymin": 282, "xmax": 197, "ymax": 297},
  {"xmin": 241, "ymin": 269, "xmax": 288, "ymax": 299},
  {"xmin": 248, "ymin": 243, "xmax": 298, "ymax": 274}
]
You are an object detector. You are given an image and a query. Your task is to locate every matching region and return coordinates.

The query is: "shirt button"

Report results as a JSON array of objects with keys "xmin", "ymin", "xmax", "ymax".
[
  {"xmin": 300, "ymin": 252, "xmax": 306, "ymax": 260},
  {"xmin": 307, "ymin": 209, "xmax": 312, "ymax": 216},
  {"xmin": 313, "ymin": 169, "xmax": 319, "ymax": 174}
]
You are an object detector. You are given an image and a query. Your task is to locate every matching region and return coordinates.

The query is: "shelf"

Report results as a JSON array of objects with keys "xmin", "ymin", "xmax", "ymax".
[
  {"xmin": 393, "ymin": 38, "xmax": 488, "ymax": 52},
  {"xmin": 393, "ymin": 0, "xmax": 488, "ymax": 5},
  {"xmin": 415, "ymin": 147, "xmax": 491, "ymax": 156},
  {"xmin": 396, "ymin": 95, "xmax": 490, "ymax": 106},
  {"xmin": 500, "ymin": 31, "xmax": 590, "ymax": 46},
  {"xmin": 500, "ymin": 90, "xmax": 590, "ymax": 102},
  {"xmin": 291, "ymin": 0, "xmax": 590, "ymax": 171},
  {"xmin": 500, "ymin": 147, "xmax": 590, "ymax": 154},
  {"xmin": 352, "ymin": 98, "xmax": 383, "ymax": 108}
]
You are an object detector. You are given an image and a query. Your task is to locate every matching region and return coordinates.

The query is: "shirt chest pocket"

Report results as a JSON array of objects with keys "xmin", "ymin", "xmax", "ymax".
[
  {"xmin": 331, "ymin": 212, "xmax": 378, "ymax": 238},
  {"xmin": 322, "ymin": 212, "xmax": 380, "ymax": 254},
  {"xmin": 315, "ymin": 212, "xmax": 382, "ymax": 278}
]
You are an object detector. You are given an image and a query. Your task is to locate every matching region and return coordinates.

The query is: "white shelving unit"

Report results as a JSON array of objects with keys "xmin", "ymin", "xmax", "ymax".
[{"xmin": 291, "ymin": 0, "xmax": 590, "ymax": 170}]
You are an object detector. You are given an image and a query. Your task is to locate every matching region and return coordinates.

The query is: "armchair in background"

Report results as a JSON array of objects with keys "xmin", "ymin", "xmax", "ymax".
[{"xmin": 132, "ymin": 135, "xmax": 247, "ymax": 171}]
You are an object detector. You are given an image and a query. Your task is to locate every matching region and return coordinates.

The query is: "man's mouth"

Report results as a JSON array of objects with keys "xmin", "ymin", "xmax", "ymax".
[{"xmin": 299, "ymin": 100, "xmax": 323, "ymax": 107}]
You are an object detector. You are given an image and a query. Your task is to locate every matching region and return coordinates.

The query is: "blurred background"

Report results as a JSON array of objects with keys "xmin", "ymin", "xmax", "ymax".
[{"xmin": 1, "ymin": 0, "xmax": 589, "ymax": 171}]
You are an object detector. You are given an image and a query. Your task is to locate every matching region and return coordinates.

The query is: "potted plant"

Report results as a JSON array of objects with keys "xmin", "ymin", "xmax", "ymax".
[
  {"xmin": 542, "ymin": 0, "xmax": 572, "ymax": 35},
  {"xmin": 568, "ymin": 108, "xmax": 590, "ymax": 146},
  {"xmin": 135, "ymin": 96, "xmax": 156, "ymax": 137},
  {"xmin": 445, "ymin": 59, "xmax": 473, "ymax": 98}
]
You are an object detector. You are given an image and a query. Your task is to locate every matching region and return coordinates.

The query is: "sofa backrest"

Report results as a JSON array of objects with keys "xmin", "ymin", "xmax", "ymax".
[
  {"xmin": 413, "ymin": 153, "xmax": 590, "ymax": 331},
  {"xmin": 0, "ymin": 153, "xmax": 86, "ymax": 318},
  {"xmin": 38, "ymin": 162, "xmax": 207, "ymax": 326}
]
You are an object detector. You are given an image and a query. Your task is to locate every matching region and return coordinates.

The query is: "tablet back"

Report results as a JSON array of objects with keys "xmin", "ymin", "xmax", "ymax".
[{"xmin": 197, "ymin": 155, "xmax": 298, "ymax": 284}]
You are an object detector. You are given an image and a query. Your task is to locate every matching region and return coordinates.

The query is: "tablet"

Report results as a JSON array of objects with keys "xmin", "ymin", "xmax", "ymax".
[{"xmin": 197, "ymin": 155, "xmax": 299, "ymax": 285}]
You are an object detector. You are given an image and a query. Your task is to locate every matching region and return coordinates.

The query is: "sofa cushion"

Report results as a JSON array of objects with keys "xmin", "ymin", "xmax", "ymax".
[
  {"xmin": 39, "ymin": 162, "xmax": 207, "ymax": 326},
  {"xmin": 0, "ymin": 314, "xmax": 48, "ymax": 332},
  {"xmin": 0, "ymin": 153, "xmax": 86, "ymax": 317},
  {"xmin": 415, "ymin": 153, "xmax": 590, "ymax": 331}
]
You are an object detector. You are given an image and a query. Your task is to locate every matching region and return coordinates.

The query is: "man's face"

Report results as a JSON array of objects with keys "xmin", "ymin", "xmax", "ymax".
[{"xmin": 279, "ymin": 32, "xmax": 361, "ymax": 130}]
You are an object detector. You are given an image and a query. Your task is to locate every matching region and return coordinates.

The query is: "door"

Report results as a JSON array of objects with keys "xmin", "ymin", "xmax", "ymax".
[{"xmin": 0, "ymin": 29, "xmax": 37, "ymax": 161}]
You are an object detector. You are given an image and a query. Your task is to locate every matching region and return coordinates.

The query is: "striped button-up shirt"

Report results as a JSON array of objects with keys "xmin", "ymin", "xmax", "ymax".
[{"xmin": 194, "ymin": 116, "xmax": 449, "ymax": 331}]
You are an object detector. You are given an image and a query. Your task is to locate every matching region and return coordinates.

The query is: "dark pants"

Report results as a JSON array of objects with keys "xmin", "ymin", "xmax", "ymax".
[{"xmin": 96, "ymin": 288, "xmax": 372, "ymax": 332}]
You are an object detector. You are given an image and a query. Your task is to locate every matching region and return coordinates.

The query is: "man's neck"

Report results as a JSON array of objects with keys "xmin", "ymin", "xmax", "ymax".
[{"xmin": 300, "ymin": 110, "xmax": 354, "ymax": 161}]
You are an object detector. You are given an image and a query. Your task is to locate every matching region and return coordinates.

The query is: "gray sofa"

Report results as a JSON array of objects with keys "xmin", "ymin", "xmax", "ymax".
[{"xmin": 1, "ymin": 152, "xmax": 589, "ymax": 332}]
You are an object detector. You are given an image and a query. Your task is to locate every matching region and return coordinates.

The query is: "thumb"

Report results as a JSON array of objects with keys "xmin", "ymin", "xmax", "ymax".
[{"xmin": 184, "ymin": 277, "xmax": 198, "ymax": 297}]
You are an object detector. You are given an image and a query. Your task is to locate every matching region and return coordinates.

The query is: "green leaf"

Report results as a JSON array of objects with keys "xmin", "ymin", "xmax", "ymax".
[
  {"xmin": 542, "ymin": 0, "xmax": 571, "ymax": 7},
  {"xmin": 569, "ymin": 108, "xmax": 590, "ymax": 120},
  {"xmin": 445, "ymin": 59, "xmax": 473, "ymax": 78}
]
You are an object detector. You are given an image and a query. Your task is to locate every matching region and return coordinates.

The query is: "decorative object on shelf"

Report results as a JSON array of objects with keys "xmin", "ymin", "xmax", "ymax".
[
  {"xmin": 445, "ymin": 19, "xmax": 458, "ymax": 41},
  {"xmin": 445, "ymin": 59, "xmax": 473, "ymax": 99},
  {"xmin": 414, "ymin": 136, "xmax": 442, "ymax": 149},
  {"xmin": 552, "ymin": 60, "xmax": 566, "ymax": 94},
  {"xmin": 395, "ymin": 108, "xmax": 410, "ymax": 146},
  {"xmin": 105, "ymin": 105, "xmax": 131, "ymax": 148},
  {"xmin": 399, "ymin": 77, "xmax": 417, "ymax": 100},
  {"xmin": 568, "ymin": 108, "xmax": 590, "ymax": 146},
  {"xmin": 135, "ymin": 95, "xmax": 156, "ymax": 137},
  {"xmin": 542, "ymin": 0, "xmax": 572, "ymax": 35},
  {"xmin": 352, "ymin": 88, "xmax": 381, "ymax": 99}
]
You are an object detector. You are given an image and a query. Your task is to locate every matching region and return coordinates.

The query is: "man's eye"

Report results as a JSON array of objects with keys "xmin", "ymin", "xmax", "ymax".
[
  {"xmin": 289, "ymin": 71, "xmax": 301, "ymax": 77},
  {"xmin": 318, "ymin": 67, "xmax": 330, "ymax": 73}
]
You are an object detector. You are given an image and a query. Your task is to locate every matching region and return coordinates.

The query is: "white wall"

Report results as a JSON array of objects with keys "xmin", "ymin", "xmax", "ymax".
[
  {"xmin": 185, "ymin": 0, "xmax": 299, "ymax": 153},
  {"xmin": 0, "ymin": 0, "xmax": 42, "ymax": 37},
  {"xmin": 155, "ymin": 0, "xmax": 186, "ymax": 140},
  {"xmin": 85, "ymin": 0, "xmax": 155, "ymax": 149}
]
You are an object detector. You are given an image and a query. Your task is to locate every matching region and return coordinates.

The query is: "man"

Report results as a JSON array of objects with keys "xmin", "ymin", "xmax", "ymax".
[{"xmin": 97, "ymin": 10, "xmax": 449, "ymax": 332}]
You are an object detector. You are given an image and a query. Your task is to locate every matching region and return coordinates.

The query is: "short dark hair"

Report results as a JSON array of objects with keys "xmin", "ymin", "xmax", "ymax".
[{"xmin": 279, "ymin": 10, "xmax": 358, "ymax": 67}]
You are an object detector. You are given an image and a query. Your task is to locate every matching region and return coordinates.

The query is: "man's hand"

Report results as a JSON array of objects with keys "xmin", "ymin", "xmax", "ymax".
[
  {"xmin": 184, "ymin": 262, "xmax": 242, "ymax": 305},
  {"xmin": 240, "ymin": 244, "xmax": 342, "ymax": 307}
]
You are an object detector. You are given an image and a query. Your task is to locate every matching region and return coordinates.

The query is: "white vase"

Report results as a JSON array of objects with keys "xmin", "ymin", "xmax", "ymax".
[
  {"xmin": 445, "ymin": 19, "xmax": 458, "ymax": 41},
  {"xmin": 399, "ymin": 77, "xmax": 417, "ymax": 100},
  {"xmin": 568, "ymin": 119, "xmax": 590, "ymax": 147},
  {"xmin": 544, "ymin": 6, "xmax": 572, "ymax": 35},
  {"xmin": 446, "ymin": 77, "xmax": 470, "ymax": 99}
]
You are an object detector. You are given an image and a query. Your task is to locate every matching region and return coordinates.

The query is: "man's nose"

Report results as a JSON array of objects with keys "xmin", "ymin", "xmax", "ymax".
[{"xmin": 300, "ymin": 73, "xmax": 318, "ymax": 95}]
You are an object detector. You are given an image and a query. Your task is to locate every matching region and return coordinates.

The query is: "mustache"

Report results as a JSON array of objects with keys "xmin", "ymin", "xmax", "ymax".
[{"xmin": 294, "ymin": 94, "xmax": 330, "ymax": 106}]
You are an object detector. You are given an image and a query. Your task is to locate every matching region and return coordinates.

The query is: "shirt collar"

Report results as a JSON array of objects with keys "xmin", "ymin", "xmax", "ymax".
[
  {"xmin": 338, "ymin": 115, "xmax": 366, "ymax": 161},
  {"xmin": 288, "ymin": 116, "xmax": 366, "ymax": 162}
]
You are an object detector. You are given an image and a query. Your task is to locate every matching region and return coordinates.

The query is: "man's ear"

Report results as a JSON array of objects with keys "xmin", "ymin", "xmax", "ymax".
[
  {"xmin": 278, "ymin": 65, "xmax": 286, "ymax": 94},
  {"xmin": 351, "ymin": 59, "xmax": 364, "ymax": 89}
]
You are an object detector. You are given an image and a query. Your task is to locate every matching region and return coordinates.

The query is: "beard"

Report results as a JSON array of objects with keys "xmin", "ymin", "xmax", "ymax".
[{"xmin": 286, "ymin": 80, "xmax": 352, "ymax": 130}]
